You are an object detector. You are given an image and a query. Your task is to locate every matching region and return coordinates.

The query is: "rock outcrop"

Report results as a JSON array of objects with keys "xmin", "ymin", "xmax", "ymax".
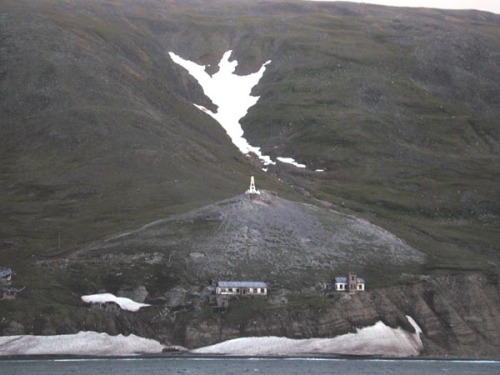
[
  {"xmin": 0, "ymin": 272, "xmax": 498, "ymax": 357},
  {"xmin": 184, "ymin": 272, "xmax": 500, "ymax": 358}
]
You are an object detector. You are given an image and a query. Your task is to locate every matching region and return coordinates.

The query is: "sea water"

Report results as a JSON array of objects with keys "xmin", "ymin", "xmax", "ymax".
[{"xmin": 1, "ymin": 356, "xmax": 499, "ymax": 375}]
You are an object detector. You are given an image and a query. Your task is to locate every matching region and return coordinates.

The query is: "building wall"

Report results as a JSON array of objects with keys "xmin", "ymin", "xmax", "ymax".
[
  {"xmin": 216, "ymin": 287, "xmax": 267, "ymax": 296},
  {"xmin": 334, "ymin": 282, "xmax": 364, "ymax": 292},
  {"xmin": 335, "ymin": 282, "xmax": 347, "ymax": 291}
]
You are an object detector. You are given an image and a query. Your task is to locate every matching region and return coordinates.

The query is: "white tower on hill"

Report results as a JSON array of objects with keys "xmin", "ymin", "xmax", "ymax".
[{"xmin": 245, "ymin": 176, "xmax": 261, "ymax": 196}]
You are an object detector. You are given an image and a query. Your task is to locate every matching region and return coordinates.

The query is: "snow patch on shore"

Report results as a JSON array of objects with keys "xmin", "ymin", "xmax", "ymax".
[
  {"xmin": 0, "ymin": 332, "xmax": 164, "ymax": 356},
  {"xmin": 0, "ymin": 318, "xmax": 422, "ymax": 357},
  {"xmin": 81, "ymin": 293, "xmax": 150, "ymax": 312},
  {"xmin": 192, "ymin": 316, "xmax": 423, "ymax": 357}
]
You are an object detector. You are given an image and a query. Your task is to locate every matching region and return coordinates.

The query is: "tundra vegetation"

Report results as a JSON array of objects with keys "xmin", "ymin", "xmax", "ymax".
[{"xmin": 0, "ymin": 0, "xmax": 499, "ymax": 357}]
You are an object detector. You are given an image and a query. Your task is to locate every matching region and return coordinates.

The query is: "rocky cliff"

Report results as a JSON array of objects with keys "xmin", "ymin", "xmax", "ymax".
[
  {"xmin": 1, "ymin": 0, "xmax": 499, "ymax": 359},
  {"xmin": 1, "ymin": 191, "xmax": 498, "ymax": 357},
  {"xmin": 180, "ymin": 273, "xmax": 500, "ymax": 357},
  {"xmin": 2, "ymin": 272, "xmax": 498, "ymax": 358}
]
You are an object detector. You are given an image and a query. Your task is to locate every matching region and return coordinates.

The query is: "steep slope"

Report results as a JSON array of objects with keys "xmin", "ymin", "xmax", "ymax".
[
  {"xmin": 2, "ymin": 0, "xmax": 498, "ymax": 270},
  {"xmin": 164, "ymin": 0, "xmax": 500, "ymax": 268},
  {"xmin": 0, "ymin": 0, "xmax": 288, "ymax": 254},
  {"xmin": 233, "ymin": 3, "xmax": 500, "ymax": 269},
  {"xmin": 183, "ymin": 273, "xmax": 500, "ymax": 358},
  {"xmin": 3, "ymin": 195, "xmax": 499, "ymax": 357},
  {"xmin": 72, "ymin": 190, "xmax": 424, "ymax": 289},
  {"xmin": 1, "ymin": 0, "xmax": 500, "ymax": 357}
]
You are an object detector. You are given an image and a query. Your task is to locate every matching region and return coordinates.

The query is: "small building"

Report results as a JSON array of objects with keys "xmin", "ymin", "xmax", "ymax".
[
  {"xmin": 0, "ymin": 267, "xmax": 21, "ymax": 300},
  {"xmin": 0, "ymin": 268, "xmax": 12, "ymax": 284},
  {"xmin": 334, "ymin": 273, "xmax": 365, "ymax": 292},
  {"xmin": 1, "ymin": 286, "xmax": 18, "ymax": 300},
  {"xmin": 215, "ymin": 281, "xmax": 268, "ymax": 296}
]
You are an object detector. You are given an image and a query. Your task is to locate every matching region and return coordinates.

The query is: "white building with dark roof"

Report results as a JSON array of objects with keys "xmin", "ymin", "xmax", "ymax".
[
  {"xmin": 334, "ymin": 273, "xmax": 365, "ymax": 292},
  {"xmin": 216, "ymin": 281, "xmax": 268, "ymax": 296}
]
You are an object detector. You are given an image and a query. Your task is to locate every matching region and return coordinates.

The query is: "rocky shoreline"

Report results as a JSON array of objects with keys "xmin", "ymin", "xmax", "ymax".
[{"xmin": 1, "ymin": 272, "xmax": 498, "ymax": 358}]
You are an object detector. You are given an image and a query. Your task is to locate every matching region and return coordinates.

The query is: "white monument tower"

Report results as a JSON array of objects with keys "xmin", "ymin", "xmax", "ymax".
[{"xmin": 245, "ymin": 176, "xmax": 261, "ymax": 196}]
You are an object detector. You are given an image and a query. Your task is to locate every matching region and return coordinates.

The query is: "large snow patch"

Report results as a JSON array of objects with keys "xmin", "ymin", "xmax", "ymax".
[
  {"xmin": 0, "ymin": 331, "xmax": 164, "ymax": 356},
  {"xmin": 169, "ymin": 50, "xmax": 306, "ymax": 169},
  {"xmin": 192, "ymin": 316, "xmax": 423, "ymax": 357}
]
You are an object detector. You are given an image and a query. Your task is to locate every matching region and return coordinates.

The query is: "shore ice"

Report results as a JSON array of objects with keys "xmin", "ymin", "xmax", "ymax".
[{"xmin": 0, "ymin": 318, "xmax": 423, "ymax": 357}]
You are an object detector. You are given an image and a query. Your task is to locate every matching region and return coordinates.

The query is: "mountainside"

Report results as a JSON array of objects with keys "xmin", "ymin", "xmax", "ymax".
[
  {"xmin": 2, "ymin": 194, "xmax": 500, "ymax": 358},
  {"xmin": 1, "ymin": 0, "xmax": 500, "ymax": 357},
  {"xmin": 1, "ymin": 0, "xmax": 499, "ymax": 263},
  {"xmin": 71, "ymin": 190, "xmax": 424, "ymax": 289}
]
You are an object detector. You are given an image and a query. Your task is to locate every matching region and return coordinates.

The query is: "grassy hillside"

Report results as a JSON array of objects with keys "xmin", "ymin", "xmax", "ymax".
[
  {"xmin": 0, "ymin": 0, "xmax": 293, "ymax": 258},
  {"xmin": 237, "ymin": 2, "xmax": 500, "ymax": 270},
  {"xmin": 0, "ymin": 0, "xmax": 499, "ymax": 280}
]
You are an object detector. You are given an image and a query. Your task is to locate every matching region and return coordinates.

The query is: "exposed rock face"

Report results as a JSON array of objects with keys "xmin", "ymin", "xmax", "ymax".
[
  {"xmin": 1, "ymin": 0, "xmax": 498, "ymax": 359},
  {"xmin": 0, "ymin": 272, "xmax": 498, "ymax": 357},
  {"xmin": 118, "ymin": 285, "xmax": 149, "ymax": 303},
  {"xmin": 164, "ymin": 287, "xmax": 190, "ymax": 308},
  {"xmin": 2, "ymin": 321, "xmax": 25, "ymax": 336},
  {"xmin": 40, "ymin": 193, "xmax": 496, "ymax": 357},
  {"xmin": 184, "ymin": 273, "xmax": 500, "ymax": 358}
]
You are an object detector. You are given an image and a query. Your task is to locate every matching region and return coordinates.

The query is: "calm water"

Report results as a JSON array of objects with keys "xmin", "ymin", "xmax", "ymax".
[{"xmin": 1, "ymin": 356, "xmax": 499, "ymax": 375}]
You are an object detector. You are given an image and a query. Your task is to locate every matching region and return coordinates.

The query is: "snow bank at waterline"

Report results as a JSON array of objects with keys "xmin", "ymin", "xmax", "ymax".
[
  {"xmin": 193, "ymin": 316, "xmax": 423, "ymax": 357},
  {"xmin": 0, "ymin": 331, "xmax": 165, "ymax": 356},
  {"xmin": 0, "ymin": 317, "xmax": 422, "ymax": 357}
]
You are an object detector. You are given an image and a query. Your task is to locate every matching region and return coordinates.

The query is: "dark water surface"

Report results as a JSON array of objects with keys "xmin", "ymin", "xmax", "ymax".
[{"xmin": 1, "ymin": 356, "xmax": 499, "ymax": 375}]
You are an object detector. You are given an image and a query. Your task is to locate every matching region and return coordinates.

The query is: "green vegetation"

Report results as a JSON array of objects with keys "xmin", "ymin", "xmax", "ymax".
[{"xmin": 0, "ymin": 0, "xmax": 499, "ymax": 345}]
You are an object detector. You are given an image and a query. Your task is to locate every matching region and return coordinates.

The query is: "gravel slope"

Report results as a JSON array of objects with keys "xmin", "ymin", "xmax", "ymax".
[{"xmin": 74, "ymin": 190, "xmax": 424, "ymax": 288}]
